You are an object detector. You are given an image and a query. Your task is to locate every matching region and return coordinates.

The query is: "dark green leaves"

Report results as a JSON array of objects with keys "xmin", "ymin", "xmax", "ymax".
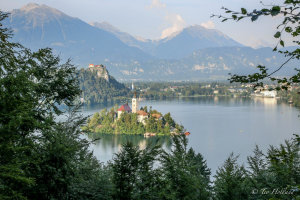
[
  {"xmin": 274, "ymin": 31, "xmax": 281, "ymax": 38},
  {"xmin": 271, "ymin": 6, "xmax": 281, "ymax": 16},
  {"xmin": 241, "ymin": 8, "xmax": 247, "ymax": 14},
  {"xmin": 251, "ymin": 15, "xmax": 259, "ymax": 21},
  {"xmin": 285, "ymin": 26, "xmax": 293, "ymax": 33}
]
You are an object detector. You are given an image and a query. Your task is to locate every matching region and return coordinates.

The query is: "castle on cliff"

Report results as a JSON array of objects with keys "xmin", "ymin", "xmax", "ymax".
[{"xmin": 88, "ymin": 64, "xmax": 109, "ymax": 81}]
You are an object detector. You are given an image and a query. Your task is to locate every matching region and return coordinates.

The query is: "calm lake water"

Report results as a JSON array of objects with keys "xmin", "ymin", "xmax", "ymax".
[{"xmin": 79, "ymin": 97, "xmax": 300, "ymax": 174}]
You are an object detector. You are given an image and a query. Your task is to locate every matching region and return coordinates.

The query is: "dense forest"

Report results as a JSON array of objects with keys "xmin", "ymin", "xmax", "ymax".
[
  {"xmin": 82, "ymin": 106, "xmax": 184, "ymax": 135},
  {"xmin": 78, "ymin": 68, "xmax": 131, "ymax": 104}
]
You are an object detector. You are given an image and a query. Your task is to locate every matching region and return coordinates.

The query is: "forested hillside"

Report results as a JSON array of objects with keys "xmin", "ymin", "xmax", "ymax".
[{"xmin": 78, "ymin": 68, "xmax": 130, "ymax": 104}]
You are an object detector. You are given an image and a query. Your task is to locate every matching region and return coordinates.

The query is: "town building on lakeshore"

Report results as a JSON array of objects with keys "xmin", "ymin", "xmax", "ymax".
[{"xmin": 261, "ymin": 90, "xmax": 277, "ymax": 98}]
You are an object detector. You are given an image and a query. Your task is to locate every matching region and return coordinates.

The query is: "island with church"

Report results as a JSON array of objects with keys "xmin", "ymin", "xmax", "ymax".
[{"xmin": 82, "ymin": 93, "xmax": 189, "ymax": 136}]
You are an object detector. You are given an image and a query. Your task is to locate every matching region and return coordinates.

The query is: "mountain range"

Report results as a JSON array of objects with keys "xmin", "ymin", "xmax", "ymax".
[{"xmin": 3, "ymin": 3, "xmax": 295, "ymax": 81}]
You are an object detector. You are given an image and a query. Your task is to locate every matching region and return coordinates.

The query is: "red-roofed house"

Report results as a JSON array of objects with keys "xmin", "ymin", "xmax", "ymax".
[
  {"xmin": 137, "ymin": 110, "xmax": 148, "ymax": 125},
  {"xmin": 151, "ymin": 113, "xmax": 162, "ymax": 120},
  {"xmin": 117, "ymin": 103, "xmax": 132, "ymax": 118}
]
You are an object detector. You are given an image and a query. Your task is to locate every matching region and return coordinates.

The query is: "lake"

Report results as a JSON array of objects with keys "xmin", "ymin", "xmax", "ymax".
[{"xmin": 79, "ymin": 97, "xmax": 300, "ymax": 174}]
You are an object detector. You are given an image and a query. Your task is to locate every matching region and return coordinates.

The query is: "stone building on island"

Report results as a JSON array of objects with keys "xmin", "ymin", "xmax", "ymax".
[
  {"xmin": 137, "ymin": 110, "xmax": 148, "ymax": 125},
  {"xmin": 117, "ymin": 103, "xmax": 131, "ymax": 119},
  {"xmin": 117, "ymin": 93, "xmax": 149, "ymax": 124}
]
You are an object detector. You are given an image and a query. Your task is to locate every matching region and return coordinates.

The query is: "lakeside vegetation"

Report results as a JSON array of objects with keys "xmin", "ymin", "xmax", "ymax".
[
  {"xmin": 278, "ymin": 87, "xmax": 300, "ymax": 107},
  {"xmin": 128, "ymin": 82, "xmax": 252, "ymax": 99},
  {"xmin": 82, "ymin": 106, "xmax": 184, "ymax": 136},
  {"xmin": 129, "ymin": 81, "xmax": 300, "ymax": 107}
]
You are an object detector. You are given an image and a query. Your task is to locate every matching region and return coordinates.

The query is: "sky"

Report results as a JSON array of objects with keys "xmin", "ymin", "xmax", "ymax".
[{"xmin": 0, "ymin": 0, "xmax": 289, "ymax": 48}]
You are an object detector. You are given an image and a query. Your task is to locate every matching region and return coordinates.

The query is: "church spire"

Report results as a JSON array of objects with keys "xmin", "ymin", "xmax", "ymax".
[{"xmin": 132, "ymin": 91, "xmax": 138, "ymax": 113}]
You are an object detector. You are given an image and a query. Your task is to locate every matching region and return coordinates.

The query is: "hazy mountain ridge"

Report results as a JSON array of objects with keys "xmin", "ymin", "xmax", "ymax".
[
  {"xmin": 89, "ymin": 21, "xmax": 156, "ymax": 53},
  {"xmin": 90, "ymin": 21, "xmax": 243, "ymax": 59},
  {"xmin": 4, "ymin": 3, "xmax": 151, "ymax": 64},
  {"xmin": 152, "ymin": 25, "xmax": 243, "ymax": 59},
  {"xmin": 3, "ymin": 3, "xmax": 295, "ymax": 81},
  {"xmin": 102, "ymin": 46, "xmax": 295, "ymax": 81}
]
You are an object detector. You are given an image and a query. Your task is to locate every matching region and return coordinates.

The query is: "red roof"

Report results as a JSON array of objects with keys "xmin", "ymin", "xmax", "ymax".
[
  {"xmin": 118, "ymin": 104, "xmax": 132, "ymax": 112},
  {"xmin": 151, "ymin": 113, "xmax": 162, "ymax": 119},
  {"xmin": 137, "ymin": 110, "xmax": 148, "ymax": 116}
]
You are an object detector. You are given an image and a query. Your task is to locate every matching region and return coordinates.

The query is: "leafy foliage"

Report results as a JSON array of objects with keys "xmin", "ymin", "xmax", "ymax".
[
  {"xmin": 111, "ymin": 136, "xmax": 212, "ymax": 200},
  {"xmin": 0, "ymin": 11, "xmax": 111, "ymax": 199},
  {"xmin": 213, "ymin": 0, "xmax": 300, "ymax": 90}
]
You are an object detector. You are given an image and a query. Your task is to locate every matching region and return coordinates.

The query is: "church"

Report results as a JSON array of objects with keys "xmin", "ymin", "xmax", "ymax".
[{"xmin": 117, "ymin": 93, "xmax": 148, "ymax": 124}]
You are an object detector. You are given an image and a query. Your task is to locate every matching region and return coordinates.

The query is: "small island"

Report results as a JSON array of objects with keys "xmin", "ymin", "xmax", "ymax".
[{"xmin": 82, "ymin": 93, "xmax": 186, "ymax": 136}]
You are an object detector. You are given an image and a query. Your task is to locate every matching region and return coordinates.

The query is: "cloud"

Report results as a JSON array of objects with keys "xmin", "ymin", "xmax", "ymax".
[
  {"xmin": 200, "ymin": 20, "xmax": 215, "ymax": 29},
  {"xmin": 161, "ymin": 14, "xmax": 186, "ymax": 39},
  {"xmin": 149, "ymin": 0, "xmax": 166, "ymax": 9},
  {"xmin": 147, "ymin": 0, "xmax": 185, "ymax": 39}
]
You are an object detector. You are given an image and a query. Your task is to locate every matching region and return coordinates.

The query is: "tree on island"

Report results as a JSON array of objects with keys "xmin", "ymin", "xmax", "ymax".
[
  {"xmin": 213, "ymin": 0, "xmax": 299, "ymax": 90},
  {"xmin": 83, "ymin": 107, "xmax": 184, "ymax": 135}
]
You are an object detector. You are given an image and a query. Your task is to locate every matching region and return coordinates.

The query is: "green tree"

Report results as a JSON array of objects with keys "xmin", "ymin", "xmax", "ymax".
[
  {"xmin": 164, "ymin": 112, "xmax": 175, "ymax": 127},
  {"xmin": 0, "ymin": 11, "xmax": 80, "ymax": 199},
  {"xmin": 0, "ymin": 11, "xmax": 111, "ymax": 200},
  {"xmin": 213, "ymin": 153, "xmax": 249, "ymax": 200},
  {"xmin": 111, "ymin": 142, "xmax": 140, "ymax": 200},
  {"xmin": 160, "ymin": 135, "xmax": 211, "ymax": 200}
]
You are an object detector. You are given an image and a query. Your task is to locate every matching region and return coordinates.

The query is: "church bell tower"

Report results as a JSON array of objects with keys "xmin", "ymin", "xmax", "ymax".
[{"xmin": 132, "ymin": 92, "xmax": 138, "ymax": 113}]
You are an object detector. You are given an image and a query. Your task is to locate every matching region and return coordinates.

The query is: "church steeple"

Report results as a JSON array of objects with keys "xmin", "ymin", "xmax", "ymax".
[{"xmin": 132, "ymin": 91, "xmax": 138, "ymax": 113}]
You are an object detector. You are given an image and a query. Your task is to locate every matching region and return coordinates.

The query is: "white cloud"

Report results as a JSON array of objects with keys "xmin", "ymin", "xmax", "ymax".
[
  {"xmin": 149, "ymin": 0, "xmax": 166, "ymax": 9},
  {"xmin": 200, "ymin": 20, "xmax": 215, "ymax": 29},
  {"xmin": 147, "ymin": 0, "xmax": 185, "ymax": 39},
  {"xmin": 161, "ymin": 14, "xmax": 186, "ymax": 39}
]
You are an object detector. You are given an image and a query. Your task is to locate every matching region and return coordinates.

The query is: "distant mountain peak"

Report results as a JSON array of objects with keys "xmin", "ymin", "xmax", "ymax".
[
  {"xmin": 188, "ymin": 24, "xmax": 206, "ymax": 30},
  {"xmin": 20, "ymin": 3, "xmax": 40, "ymax": 11},
  {"xmin": 18, "ymin": 3, "xmax": 65, "ymax": 17}
]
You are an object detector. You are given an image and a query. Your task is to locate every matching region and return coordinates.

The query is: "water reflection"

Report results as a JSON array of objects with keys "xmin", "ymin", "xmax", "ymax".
[
  {"xmin": 253, "ymin": 97, "xmax": 277, "ymax": 106},
  {"xmin": 89, "ymin": 134, "xmax": 172, "ymax": 162}
]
